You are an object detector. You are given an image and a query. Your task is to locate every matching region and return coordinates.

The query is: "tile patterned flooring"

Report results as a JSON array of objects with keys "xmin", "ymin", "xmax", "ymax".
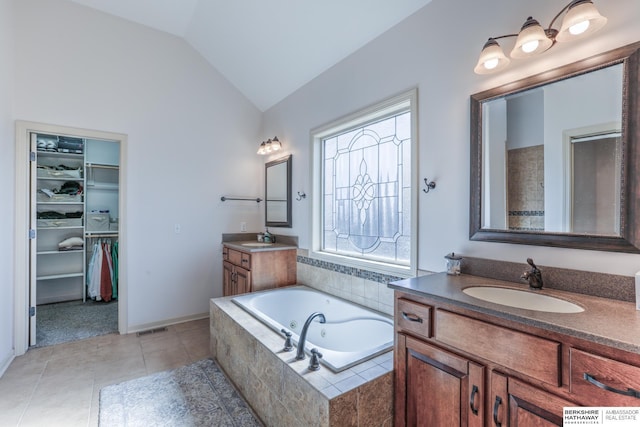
[{"xmin": 0, "ymin": 318, "xmax": 211, "ymax": 427}]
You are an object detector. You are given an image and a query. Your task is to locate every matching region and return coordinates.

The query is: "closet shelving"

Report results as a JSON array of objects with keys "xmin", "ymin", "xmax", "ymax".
[
  {"xmin": 33, "ymin": 136, "xmax": 120, "ymax": 305},
  {"xmin": 35, "ymin": 150, "xmax": 86, "ymax": 304}
]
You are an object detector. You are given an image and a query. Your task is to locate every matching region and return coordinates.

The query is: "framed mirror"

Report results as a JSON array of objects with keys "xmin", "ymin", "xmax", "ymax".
[
  {"xmin": 470, "ymin": 42, "xmax": 640, "ymax": 253},
  {"xmin": 265, "ymin": 154, "xmax": 292, "ymax": 227}
]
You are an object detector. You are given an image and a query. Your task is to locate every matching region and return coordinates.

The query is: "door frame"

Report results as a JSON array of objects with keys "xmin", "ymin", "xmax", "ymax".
[{"xmin": 13, "ymin": 120, "xmax": 128, "ymax": 355}]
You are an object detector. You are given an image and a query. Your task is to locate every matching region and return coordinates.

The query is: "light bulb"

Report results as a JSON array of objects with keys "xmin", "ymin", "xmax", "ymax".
[
  {"xmin": 484, "ymin": 58, "xmax": 499, "ymax": 70},
  {"xmin": 569, "ymin": 20, "xmax": 590, "ymax": 35},
  {"xmin": 521, "ymin": 40, "xmax": 539, "ymax": 54}
]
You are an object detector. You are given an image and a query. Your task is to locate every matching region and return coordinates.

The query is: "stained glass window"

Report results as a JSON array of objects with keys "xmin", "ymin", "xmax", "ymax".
[{"xmin": 321, "ymin": 110, "xmax": 412, "ymax": 266}]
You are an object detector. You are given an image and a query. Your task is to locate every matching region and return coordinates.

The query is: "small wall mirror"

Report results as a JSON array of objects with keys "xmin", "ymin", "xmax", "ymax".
[
  {"xmin": 265, "ymin": 155, "xmax": 292, "ymax": 227},
  {"xmin": 470, "ymin": 42, "xmax": 640, "ymax": 253}
]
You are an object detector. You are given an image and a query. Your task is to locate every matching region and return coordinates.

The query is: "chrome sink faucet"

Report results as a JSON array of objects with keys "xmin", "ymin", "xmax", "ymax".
[
  {"xmin": 521, "ymin": 258, "xmax": 544, "ymax": 290},
  {"xmin": 296, "ymin": 312, "xmax": 326, "ymax": 360}
]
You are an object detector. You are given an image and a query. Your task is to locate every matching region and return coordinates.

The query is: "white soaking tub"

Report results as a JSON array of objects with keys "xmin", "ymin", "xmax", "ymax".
[{"xmin": 232, "ymin": 286, "xmax": 393, "ymax": 372}]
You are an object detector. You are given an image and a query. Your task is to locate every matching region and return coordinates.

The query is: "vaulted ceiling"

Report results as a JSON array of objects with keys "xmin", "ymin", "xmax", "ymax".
[{"xmin": 68, "ymin": 0, "xmax": 432, "ymax": 111}]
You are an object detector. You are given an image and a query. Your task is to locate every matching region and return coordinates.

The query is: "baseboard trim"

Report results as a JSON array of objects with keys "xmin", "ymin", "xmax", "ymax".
[
  {"xmin": 127, "ymin": 312, "xmax": 209, "ymax": 334},
  {"xmin": 0, "ymin": 350, "xmax": 15, "ymax": 378}
]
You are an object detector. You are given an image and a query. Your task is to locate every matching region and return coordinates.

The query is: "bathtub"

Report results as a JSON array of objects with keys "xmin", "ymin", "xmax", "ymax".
[{"xmin": 232, "ymin": 286, "xmax": 393, "ymax": 372}]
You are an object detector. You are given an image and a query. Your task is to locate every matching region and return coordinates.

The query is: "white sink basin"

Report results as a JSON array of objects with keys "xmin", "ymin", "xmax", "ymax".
[
  {"xmin": 462, "ymin": 286, "xmax": 584, "ymax": 313},
  {"xmin": 241, "ymin": 242, "xmax": 273, "ymax": 247}
]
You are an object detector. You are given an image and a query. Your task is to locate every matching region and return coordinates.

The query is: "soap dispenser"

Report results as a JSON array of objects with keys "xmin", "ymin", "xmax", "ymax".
[{"xmin": 263, "ymin": 229, "xmax": 275, "ymax": 243}]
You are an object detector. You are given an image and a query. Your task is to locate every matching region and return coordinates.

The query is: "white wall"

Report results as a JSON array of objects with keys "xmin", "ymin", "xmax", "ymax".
[
  {"xmin": 11, "ymin": 0, "xmax": 263, "ymax": 330},
  {"xmin": 262, "ymin": 0, "xmax": 640, "ymax": 276},
  {"xmin": 0, "ymin": 0, "xmax": 15, "ymax": 373}
]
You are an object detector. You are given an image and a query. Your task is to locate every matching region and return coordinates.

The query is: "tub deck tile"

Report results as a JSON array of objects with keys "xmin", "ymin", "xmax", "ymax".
[{"xmin": 211, "ymin": 292, "xmax": 394, "ymax": 427}]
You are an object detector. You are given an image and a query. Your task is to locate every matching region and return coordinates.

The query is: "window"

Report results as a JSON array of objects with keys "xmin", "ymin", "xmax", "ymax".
[{"xmin": 311, "ymin": 89, "xmax": 417, "ymax": 276}]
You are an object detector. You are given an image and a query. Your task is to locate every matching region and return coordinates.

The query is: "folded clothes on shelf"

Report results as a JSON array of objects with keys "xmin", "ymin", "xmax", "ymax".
[{"xmin": 58, "ymin": 236, "xmax": 84, "ymax": 251}]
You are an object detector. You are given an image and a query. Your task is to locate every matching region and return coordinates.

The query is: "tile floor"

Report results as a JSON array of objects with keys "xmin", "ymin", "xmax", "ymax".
[{"xmin": 0, "ymin": 318, "xmax": 211, "ymax": 427}]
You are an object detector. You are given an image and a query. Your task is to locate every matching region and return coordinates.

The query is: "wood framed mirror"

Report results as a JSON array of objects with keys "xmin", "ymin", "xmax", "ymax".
[
  {"xmin": 470, "ymin": 42, "xmax": 640, "ymax": 253},
  {"xmin": 265, "ymin": 154, "xmax": 292, "ymax": 228}
]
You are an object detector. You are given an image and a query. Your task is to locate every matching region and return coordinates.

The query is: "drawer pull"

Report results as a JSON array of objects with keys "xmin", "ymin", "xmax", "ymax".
[
  {"xmin": 401, "ymin": 312, "xmax": 423, "ymax": 323},
  {"xmin": 584, "ymin": 373, "xmax": 640, "ymax": 399},
  {"xmin": 470, "ymin": 385, "xmax": 479, "ymax": 415},
  {"xmin": 493, "ymin": 395, "xmax": 503, "ymax": 427},
  {"xmin": 241, "ymin": 259, "xmax": 248, "ymax": 263}
]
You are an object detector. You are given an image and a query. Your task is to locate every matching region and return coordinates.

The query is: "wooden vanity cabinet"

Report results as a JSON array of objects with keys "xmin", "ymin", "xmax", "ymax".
[
  {"xmin": 394, "ymin": 292, "xmax": 577, "ymax": 427},
  {"xmin": 395, "ymin": 290, "xmax": 640, "ymax": 426},
  {"xmin": 222, "ymin": 245, "xmax": 296, "ymax": 296}
]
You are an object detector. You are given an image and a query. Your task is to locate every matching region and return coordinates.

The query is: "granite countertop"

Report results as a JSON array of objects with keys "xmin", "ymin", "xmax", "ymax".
[
  {"xmin": 388, "ymin": 272, "xmax": 640, "ymax": 355},
  {"xmin": 223, "ymin": 240, "xmax": 297, "ymax": 252}
]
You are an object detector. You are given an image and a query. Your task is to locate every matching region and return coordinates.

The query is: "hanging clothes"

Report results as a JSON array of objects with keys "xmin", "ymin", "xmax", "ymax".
[
  {"xmin": 111, "ymin": 241, "xmax": 119, "ymax": 299},
  {"xmin": 87, "ymin": 239, "xmax": 103, "ymax": 300},
  {"xmin": 100, "ymin": 241, "xmax": 113, "ymax": 302},
  {"xmin": 86, "ymin": 238, "xmax": 118, "ymax": 302}
]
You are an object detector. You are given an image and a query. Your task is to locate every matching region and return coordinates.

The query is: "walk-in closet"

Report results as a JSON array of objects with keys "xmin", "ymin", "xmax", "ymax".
[{"xmin": 32, "ymin": 131, "xmax": 121, "ymax": 347}]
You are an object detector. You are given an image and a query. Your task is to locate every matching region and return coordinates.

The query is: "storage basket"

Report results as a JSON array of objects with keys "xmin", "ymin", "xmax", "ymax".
[
  {"xmin": 37, "ymin": 218, "xmax": 83, "ymax": 228},
  {"xmin": 37, "ymin": 167, "xmax": 83, "ymax": 179},
  {"xmin": 86, "ymin": 213, "xmax": 110, "ymax": 231},
  {"xmin": 37, "ymin": 192, "xmax": 82, "ymax": 203}
]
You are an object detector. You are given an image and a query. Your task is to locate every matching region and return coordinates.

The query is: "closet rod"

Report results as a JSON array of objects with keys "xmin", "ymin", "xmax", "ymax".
[
  {"xmin": 86, "ymin": 163, "xmax": 119, "ymax": 170},
  {"xmin": 86, "ymin": 233, "xmax": 119, "ymax": 238},
  {"xmin": 220, "ymin": 196, "xmax": 262, "ymax": 203}
]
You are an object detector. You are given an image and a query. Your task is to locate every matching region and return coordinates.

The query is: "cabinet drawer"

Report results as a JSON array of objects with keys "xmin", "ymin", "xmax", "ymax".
[
  {"xmin": 435, "ymin": 309, "xmax": 561, "ymax": 386},
  {"xmin": 227, "ymin": 249, "xmax": 251, "ymax": 269},
  {"xmin": 396, "ymin": 298, "xmax": 432, "ymax": 340},
  {"xmin": 570, "ymin": 348, "xmax": 640, "ymax": 406}
]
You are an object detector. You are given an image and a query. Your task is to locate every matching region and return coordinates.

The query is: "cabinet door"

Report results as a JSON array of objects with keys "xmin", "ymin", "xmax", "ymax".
[
  {"xmin": 490, "ymin": 372, "xmax": 575, "ymax": 427},
  {"xmin": 222, "ymin": 261, "xmax": 234, "ymax": 296},
  {"xmin": 235, "ymin": 267, "xmax": 251, "ymax": 294},
  {"xmin": 399, "ymin": 334, "xmax": 484, "ymax": 427},
  {"xmin": 508, "ymin": 378, "xmax": 572, "ymax": 427}
]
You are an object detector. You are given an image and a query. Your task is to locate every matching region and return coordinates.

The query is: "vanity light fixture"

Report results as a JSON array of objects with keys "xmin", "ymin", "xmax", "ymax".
[
  {"xmin": 474, "ymin": 0, "xmax": 607, "ymax": 74},
  {"xmin": 257, "ymin": 136, "xmax": 283, "ymax": 155}
]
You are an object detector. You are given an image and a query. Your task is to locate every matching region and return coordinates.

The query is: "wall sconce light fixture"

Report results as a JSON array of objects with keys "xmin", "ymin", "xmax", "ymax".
[
  {"xmin": 474, "ymin": 0, "xmax": 607, "ymax": 75},
  {"xmin": 257, "ymin": 136, "xmax": 282, "ymax": 155}
]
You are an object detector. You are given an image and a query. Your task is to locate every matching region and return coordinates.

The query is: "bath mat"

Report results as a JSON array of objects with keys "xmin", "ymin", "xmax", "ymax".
[{"xmin": 99, "ymin": 358, "xmax": 262, "ymax": 427}]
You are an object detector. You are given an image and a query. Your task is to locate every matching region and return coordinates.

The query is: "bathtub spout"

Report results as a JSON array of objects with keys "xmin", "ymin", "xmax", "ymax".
[{"xmin": 296, "ymin": 312, "xmax": 326, "ymax": 360}]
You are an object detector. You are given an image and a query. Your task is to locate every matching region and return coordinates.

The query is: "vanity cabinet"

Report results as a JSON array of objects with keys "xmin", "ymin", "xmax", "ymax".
[
  {"xmin": 222, "ymin": 244, "xmax": 296, "ymax": 296},
  {"xmin": 394, "ymin": 291, "xmax": 640, "ymax": 427}
]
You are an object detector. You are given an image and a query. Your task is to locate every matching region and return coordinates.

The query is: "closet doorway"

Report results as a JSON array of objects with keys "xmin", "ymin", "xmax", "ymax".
[{"xmin": 14, "ymin": 121, "xmax": 127, "ymax": 354}]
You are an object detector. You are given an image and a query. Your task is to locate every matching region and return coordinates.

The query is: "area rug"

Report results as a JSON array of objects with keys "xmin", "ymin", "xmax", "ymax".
[
  {"xmin": 99, "ymin": 358, "xmax": 262, "ymax": 427},
  {"xmin": 35, "ymin": 299, "xmax": 118, "ymax": 347}
]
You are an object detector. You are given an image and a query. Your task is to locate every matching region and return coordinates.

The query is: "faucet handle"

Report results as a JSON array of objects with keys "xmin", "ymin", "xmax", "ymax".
[
  {"xmin": 309, "ymin": 348, "xmax": 323, "ymax": 371},
  {"xmin": 280, "ymin": 328, "xmax": 293, "ymax": 352}
]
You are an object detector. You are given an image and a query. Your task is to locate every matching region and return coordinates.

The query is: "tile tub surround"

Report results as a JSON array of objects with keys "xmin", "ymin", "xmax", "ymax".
[
  {"xmin": 210, "ymin": 297, "xmax": 394, "ymax": 427},
  {"xmin": 295, "ymin": 249, "xmax": 417, "ymax": 316}
]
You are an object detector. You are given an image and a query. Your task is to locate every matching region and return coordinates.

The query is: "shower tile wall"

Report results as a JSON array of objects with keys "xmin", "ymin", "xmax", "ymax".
[{"xmin": 507, "ymin": 145, "xmax": 544, "ymax": 231}]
